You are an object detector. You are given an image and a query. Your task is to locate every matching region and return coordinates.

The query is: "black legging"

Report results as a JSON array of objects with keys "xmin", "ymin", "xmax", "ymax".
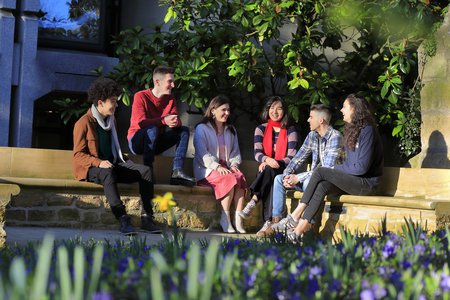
[{"xmin": 300, "ymin": 167, "xmax": 376, "ymax": 222}]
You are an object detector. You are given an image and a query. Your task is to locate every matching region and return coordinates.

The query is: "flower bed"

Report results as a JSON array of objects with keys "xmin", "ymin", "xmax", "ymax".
[{"xmin": 1, "ymin": 221, "xmax": 450, "ymax": 299}]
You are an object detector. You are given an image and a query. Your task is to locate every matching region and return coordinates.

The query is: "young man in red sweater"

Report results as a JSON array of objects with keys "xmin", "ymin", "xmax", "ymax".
[{"xmin": 127, "ymin": 66, "xmax": 195, "ymax": 186}]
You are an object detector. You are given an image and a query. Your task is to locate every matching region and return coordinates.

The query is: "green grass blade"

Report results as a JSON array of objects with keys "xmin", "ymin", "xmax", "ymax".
[
  {"xmin": 30, "ymin": 235, "xmax": 54, "ymax": 300},
  {"xmin": 86, "ymin": 245, "xmax": 104, "ymax": 299},
  {"xmin": 73, "ymin": 246, "xmax": 85, "ymax": 300},
  {"xmin": 187, "ymin": 243, "xmax": 200, "ymax": 299},
  {"xmin": 201, "ymin": 239, "xmax": 220, "ymax": 300},
  {"xmin": 57, "ymin": 247, "xmax": 72, "ymax": 299}
]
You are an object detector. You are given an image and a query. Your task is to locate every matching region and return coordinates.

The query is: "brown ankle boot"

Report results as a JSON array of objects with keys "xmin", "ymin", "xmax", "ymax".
[{"xmin": 256, "ymin": 216, "xmax": 282, "ymax": 237}]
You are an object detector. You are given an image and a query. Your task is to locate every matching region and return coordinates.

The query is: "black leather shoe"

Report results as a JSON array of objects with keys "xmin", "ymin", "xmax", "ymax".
[
  {"xmin": 170, "ymin": 169, "xmax": 196, "ymax": 187},
  {"xmin": 119, "ymin": 215, "xmax": 138, "ymax": 236},
  {"xmin": 141, "ymin": 216, "xmax": 162, "ymax": 234}
]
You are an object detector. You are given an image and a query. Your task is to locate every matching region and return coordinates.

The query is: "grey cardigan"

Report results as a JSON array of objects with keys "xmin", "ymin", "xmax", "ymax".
[{"xmin": 193, "ymin": 122, "xmax": 242, "ymax": 180}]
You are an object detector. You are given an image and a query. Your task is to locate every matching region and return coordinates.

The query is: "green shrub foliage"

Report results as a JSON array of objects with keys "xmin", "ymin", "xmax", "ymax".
[{"xmin": 108, "ymin": 0, "xmax": 449, "ymax": 158}]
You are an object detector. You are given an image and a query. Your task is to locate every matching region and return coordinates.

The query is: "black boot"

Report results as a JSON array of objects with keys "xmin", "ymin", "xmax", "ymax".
[
  {"xmin": 119, "ymin": 215, "xmax": 137, "ymax": 236},
  {"xmin": 170, "ymin": 169, "xmax": 196, "ymax": 187},
  {"xmin": 141, "ymin": 215, "xmax": 162, "ymax": 233}
]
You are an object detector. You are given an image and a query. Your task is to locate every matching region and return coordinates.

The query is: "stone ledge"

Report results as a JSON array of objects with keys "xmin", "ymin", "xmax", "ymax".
[
  {"xmin": 288, "ymin": 191, "xmax": 438, "ymax": 210},
  {"xmin": 0, "ymin": 176, "xmax": 214, "ymax": 195}
]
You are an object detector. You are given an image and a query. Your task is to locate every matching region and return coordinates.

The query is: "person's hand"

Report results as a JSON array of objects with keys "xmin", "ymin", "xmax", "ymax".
[
  {"xmin": 258, "ymin": 162, "xmax": 267, "ymax": 172},
  {"xmin": 99, "ymin": 160, "xmax": 114, "ymax": 168},
  {"xmin": 230, "ymin": 166, "xmax": 240, "ymax": 173},
  {"xmin": 217, "ymin": 165, "xmax": 231, "ymax": 175},
  {"xmin": 265, "ymin": 157, "xmax": 280, "ymax": 169},
  {"xmin": 164, "ymin": 114, "xmax": 178, "ymax": 127},
  {"xmin": 283, "ymin": 174, "xmax": 298, "ymax": 188}
]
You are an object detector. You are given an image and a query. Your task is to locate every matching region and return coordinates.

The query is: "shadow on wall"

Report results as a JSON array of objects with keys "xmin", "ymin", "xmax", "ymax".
[{"xmin": 421, "ymin": 130, "xmax": 450, "ymax": 168}]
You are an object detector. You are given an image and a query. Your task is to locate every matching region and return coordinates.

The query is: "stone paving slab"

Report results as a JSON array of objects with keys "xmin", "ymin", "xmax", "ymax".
[{"xmin": 5, "ymin": 226, "xmax": 256, "ymax": 246}]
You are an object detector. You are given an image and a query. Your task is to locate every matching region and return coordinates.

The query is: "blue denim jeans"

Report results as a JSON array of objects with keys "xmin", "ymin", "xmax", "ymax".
[
  {"xmin": 271, "ymin": 174, "xmax": 310, "ymax": 218},
  {"xmin": 129, "ymin": 125, "xmax": 190, "ymax": 170}
]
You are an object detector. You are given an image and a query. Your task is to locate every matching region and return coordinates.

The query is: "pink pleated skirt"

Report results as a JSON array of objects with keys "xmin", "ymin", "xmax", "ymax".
[{"xmin": 198, "ymin": 168, "xmax": 247, "ymax": 199}]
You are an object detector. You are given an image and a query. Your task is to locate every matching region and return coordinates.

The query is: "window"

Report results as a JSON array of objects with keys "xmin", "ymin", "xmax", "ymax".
[{"xmin": 38, "ymin": 0, "xmax": 118, "ymax": 53}]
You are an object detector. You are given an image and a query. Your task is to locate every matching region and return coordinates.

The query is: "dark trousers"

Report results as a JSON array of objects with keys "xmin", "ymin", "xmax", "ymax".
[
  {"xmin": 87, "ymin": 160, "xmax": 153, "ymax": 219},
  {"xmin": 249, "ymin": 166, "xmax": 284, "ymax": 222},
  {"xmin": 300, "ymin": 167, "xmax": 375, "ymax": 222},
  {"xmin": 129, "ymin": 125, "xmax": 190, "ymax": 169}
]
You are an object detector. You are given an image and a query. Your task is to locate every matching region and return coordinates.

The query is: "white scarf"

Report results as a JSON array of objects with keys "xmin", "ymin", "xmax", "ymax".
[{"xmin": 91, "ymin": 104, "xmax": 125, "ymax": 163}]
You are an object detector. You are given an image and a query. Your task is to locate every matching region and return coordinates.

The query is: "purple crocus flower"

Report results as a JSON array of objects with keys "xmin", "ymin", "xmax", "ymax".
[
  {"xmin": 440, "ymin": 274, "xmax": 450, "ymax": 292},
  {"xmin": 92, "ymin": 292, "xmax": 113, "ymax": 300}
]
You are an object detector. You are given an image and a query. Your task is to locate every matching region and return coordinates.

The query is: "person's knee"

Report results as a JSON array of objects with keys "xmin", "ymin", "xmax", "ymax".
[
  {"xmin": 146, "ymin": 126, "xmax": 159, "ymax": 140},
  {"xmin": 274, "ymin": 174, "xmax": 284, "ymax": 185},
  {"xmin": 100, "ymin": 168, "xmax": 117, "ymax": 184}
]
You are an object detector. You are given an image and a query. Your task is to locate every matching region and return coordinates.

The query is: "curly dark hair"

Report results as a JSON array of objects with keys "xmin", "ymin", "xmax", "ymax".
[
  {"xmin": 87, "ymin": 77, "xmax": 121, "ymax": 106},
  {"xmin": 343, "ymin": 94, "xmax": 376, "ymax": 150},
  {"xmin": 199, "ymin": 94, "xmax": 236, "ymax": 135},
  {"xmin": 260, "ymin": 96, "xmax": 290, "ymax": 128}
]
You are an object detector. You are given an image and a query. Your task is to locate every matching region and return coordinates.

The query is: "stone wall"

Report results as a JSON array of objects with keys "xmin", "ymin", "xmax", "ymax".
[
  {"xmin": 411, "ymin": 10, "xmax": 450, "ymax": 168},
  {"xmin": 5, "ymin": 186, "xmax": 262, "ymax": 232}
]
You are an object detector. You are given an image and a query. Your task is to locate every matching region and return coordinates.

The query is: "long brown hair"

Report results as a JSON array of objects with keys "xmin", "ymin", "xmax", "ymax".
[
  {"xmin": 343, "ymin": 94, "xmax": 375, "ymax": 150},
  {"xmin": 199, "ymin": 95, "xmax": 236, "ymax": 134}
]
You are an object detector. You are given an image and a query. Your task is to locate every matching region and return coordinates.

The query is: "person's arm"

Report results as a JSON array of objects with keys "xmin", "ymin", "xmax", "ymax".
[
  {"xmin": 278, "ymin": 127, "xmax": 298, "ymax": 168},
  {"xmin": 254, "ymin": 125, "xmax": 266, "ymax": 163},
  {"xmin": 229, "ymin": 128, "xmax": 242, "ymax": 169},
  {"xmin": 193, "ymin": 124, "xmax": 220, "ymax": 170},
  {"xmin": 131, "ymin": 93, "xmax": 164, "ymax": 128},
  {"xmin": 335, "ymin": 126, "xmax": 375, "ymax": 175},
  {"xmin": 73, "ymin": 119, "xmax": 102, "ymax": 169},
  {"xmin": 322, "ymin": 131, "xmax": 343, "ymax": 168},
  {"xmin": 283, "ymin": 132, "xmax": 312, "ymax": 175},
  {"xmin": 167, "ymin": 98, "xmax": 182, "ymax": 127}
]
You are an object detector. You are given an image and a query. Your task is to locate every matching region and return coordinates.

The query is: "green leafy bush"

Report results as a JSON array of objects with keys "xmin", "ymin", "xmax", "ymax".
[{"xmin": 107, "ymin": 0, "xmax": 448, "ymax": 159}]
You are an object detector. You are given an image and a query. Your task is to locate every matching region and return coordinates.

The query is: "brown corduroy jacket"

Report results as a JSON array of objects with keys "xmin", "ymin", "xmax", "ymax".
[{"xmin": 72, "ymin": 109, "xmax": 103, "ymax": 181}]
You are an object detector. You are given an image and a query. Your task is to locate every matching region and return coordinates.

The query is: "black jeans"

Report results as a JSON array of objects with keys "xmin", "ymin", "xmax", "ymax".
[
  {"xmin": 249, "ymin": 166, "xmax": 284, "ymax": 222},
  {"xmin": 87, "ymin": 160, "xmax": 153, "ymax": 219},
  {"xmin": 300, "ymin": 167, "xmax": 375, "ymax": 222}
]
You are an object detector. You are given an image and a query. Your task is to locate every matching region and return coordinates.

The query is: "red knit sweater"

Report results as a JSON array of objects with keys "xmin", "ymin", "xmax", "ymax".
[{"xmin": 127, "ymin": 89, "xmax": 181, "ymax": 141}]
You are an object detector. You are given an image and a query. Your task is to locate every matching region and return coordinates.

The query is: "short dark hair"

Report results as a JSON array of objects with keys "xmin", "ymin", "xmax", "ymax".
[
  {"xmin": 87, "ymin": 77, "xmax": 121, "ymax": 106},
  {"xmin": 310, "ymin": 104, "xmax": 332, "ymax": 124},
  {"xmin": 153, "ymin": 66, "xmax": 174, "ymax": 78}
]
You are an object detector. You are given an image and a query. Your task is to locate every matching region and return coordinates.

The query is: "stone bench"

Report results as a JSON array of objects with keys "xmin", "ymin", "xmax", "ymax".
[
  {"xmin": 286, "ymin": 167, "xmax": 450, "ymax": 239},
  {"xmin": 0, "ymin": 147, "xmax": 260, "ymax": 236}
]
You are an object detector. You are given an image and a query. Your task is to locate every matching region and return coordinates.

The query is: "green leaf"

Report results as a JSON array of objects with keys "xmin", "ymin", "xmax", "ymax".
[
  {"xmin": 241, "ymin": 16, "xmax": 249, "ymax": 28},
  {"xmin": 164, "ymin": 6, "xmax": 174, "ymax": 23},
  {"xmin": 381, "ymin": 81, "xmax": 390, "ymax": 98},
  {"xmin": 392, "ymin": 125, "xmax": 403, "ymax": 137},
  {"xmin": 299, "ymin": 78, "xmax": 309, "ymax": 89},
  {"xmin": 253, "ymin": 15, "xmax": 262, "ymax": 25},
  {"xmin": 247, "ymin": 82, "xmax": 255, "ymax": 92},
  {"xmin": 388, "ymin": 92, "xmax": 398, "ymax": 104}
]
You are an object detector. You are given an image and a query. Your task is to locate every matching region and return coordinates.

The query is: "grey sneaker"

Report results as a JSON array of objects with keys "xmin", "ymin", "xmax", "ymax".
[
  {"xmin": 271, "ymin": 215, "xmax": 298, "ymax": 232},
  {"xmin": 239, "ymin": 199, "xmax": 257, "ymax": 219},
  {"xmin": 286, "ymin": 230, "xmax": 302, "ymax": 244}
]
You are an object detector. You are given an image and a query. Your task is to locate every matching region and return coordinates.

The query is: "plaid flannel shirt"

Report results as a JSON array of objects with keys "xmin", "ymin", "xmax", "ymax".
[{"xmin": 283, "ymin": 126, "xmax": 343, "ymax": 183}]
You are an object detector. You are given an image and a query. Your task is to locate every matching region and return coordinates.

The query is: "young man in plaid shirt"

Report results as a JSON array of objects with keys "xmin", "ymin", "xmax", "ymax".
[{"xmin": 256, "ymin": 104, "xmax": 343, "ymax": 237}]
